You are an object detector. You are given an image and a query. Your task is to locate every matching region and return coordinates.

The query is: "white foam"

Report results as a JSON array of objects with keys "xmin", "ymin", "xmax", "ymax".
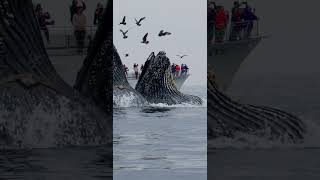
[
  {"xmin": 149, "ymin": 98, "xmax": 207, "ymax": 108},
  {"xmin": 113, "ymin": 92, "xmax": 145, "ymax": 108}
]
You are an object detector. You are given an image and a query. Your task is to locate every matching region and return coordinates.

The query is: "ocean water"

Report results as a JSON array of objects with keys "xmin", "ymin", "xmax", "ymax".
[
  {"xmin": 113, "ymin": 84, "xmax": 207, "ymax": 180},
  {"xmin": 0, "ymin": 147, "xmax": 112, "ymax": 180},
  {"xmin": 209, "ymin": 72, "xmax": 320, "ymax": 180},
  {"xmin": 0, "ymin": 54, "xmax": 206, "ymax": 179}
]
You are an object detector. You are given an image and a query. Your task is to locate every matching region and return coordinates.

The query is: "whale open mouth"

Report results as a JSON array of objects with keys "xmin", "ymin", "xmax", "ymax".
[{"xmin": 135, "ymin": 52, "xmax": 203, "ymax": 105}]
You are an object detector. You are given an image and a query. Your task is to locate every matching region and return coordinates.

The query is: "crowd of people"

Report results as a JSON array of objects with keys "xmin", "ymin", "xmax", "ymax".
[
  {"xmin": 34, "ymin": 4, "xmax": 55, "ymax": 43},
  {"xmin": 123, "ymin": 63, "xmax": 188, "ymax": 79},
  {"xmin": 171, "ymin": 63, "xmax": 189, "ymax": 77},
  {"xmin": 208, "ymin": 1, "xmax": 258, "ymax": 43},
  {"xmin": 34, "ymin": 1, "xmax": 105, "ymax": 53},
  {"xmin": 123, "ymin": 64, "xmax": 144, "ymax": 79}
]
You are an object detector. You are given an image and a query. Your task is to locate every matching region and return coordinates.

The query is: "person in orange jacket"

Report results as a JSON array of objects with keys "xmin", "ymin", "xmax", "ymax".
[{"xmin": 215, "ymin": 6, "xmax": 229, "ymax": 43}]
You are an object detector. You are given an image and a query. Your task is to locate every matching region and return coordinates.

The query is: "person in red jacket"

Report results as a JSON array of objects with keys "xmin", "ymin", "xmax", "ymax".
[
  {"xmin": 215, "ymin": 6, "xmax": 228, "ymax": 43},
  {"xmin": 175, "ymin": 64, "xmax": 181, "ymax": 77}
]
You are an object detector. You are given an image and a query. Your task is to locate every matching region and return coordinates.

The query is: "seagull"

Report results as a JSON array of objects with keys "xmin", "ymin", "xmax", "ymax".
[
  {"xmin": 125, "ymin": 53, "xmax": 129, "ymax": 57},
  {"xmin": 135, "ymin": 17, "xmax": 146, "ymax": 26},
  {"xmin": 120, "ymin": 16, "xmax": 126, "ymax": 25},
  {"xmin": 158, "ymin": 30, "xmax": 172, "ymax": 37},
  {"xmin": 120, "ymin": 29, "xmax": 128, "ymax": 39},
  {"xmin": 176, "ymin": 54, "xmax": 188, "ymax": 59},
  {"xmin": 141, "ymin": 33, "xmax": 149, "ymax": 44}
]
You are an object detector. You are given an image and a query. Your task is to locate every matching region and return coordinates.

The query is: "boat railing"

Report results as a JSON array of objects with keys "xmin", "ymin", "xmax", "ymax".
[
  {"xmin": 42, "ymin": 25, "xmax": 98, "ymax": 50},
  {"xmin": 210, "ymin": 19, "xmax": 261, "ymax": 44},
  {"xmin": 126, "ymin": 71, "xmax": 190, "ymax": 80}
]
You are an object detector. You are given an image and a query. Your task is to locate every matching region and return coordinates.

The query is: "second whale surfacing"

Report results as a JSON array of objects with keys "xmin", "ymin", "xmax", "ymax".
[
  {"xmin": 113, "ymin": 46, "xmax": 147, "ymax": 107},
  {"xmin": 136, "ymin": 51, "xmax": 203, "ymax": 105}
]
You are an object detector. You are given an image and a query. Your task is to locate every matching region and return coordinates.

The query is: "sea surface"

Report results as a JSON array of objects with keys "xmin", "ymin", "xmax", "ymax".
[
  {"xmin": 113, "ymin": 84, "xmax": 207, "ymax": 180},
  {"xmin": 208, "ymin": 72, "xmax": 320, "ymax": 180}
]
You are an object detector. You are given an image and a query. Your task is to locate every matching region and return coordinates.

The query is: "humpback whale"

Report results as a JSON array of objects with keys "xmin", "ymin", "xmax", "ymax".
[
  {"xmin": 113, "ymin": 46, "xmax": 147, "ymax": 107},
  {"xmin": 207, "ymin": 71, "xmax": 306, "ymax": 143},
  {"xmin": 0, "ymin": 0, "xmax": 111, "ymax": 147},
  {"xmin": 74, "ymin": 0, "xmax": 113, "ymax": 112},
  {"xmin": 136, "ymin": 51, "xmax": 203, "ymax": 105}
]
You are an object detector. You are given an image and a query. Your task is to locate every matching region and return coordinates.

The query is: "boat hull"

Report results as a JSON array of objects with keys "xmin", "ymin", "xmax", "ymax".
[{"xmin": 208, "ymin": 37, "xmax": 262, "ymax": 91}]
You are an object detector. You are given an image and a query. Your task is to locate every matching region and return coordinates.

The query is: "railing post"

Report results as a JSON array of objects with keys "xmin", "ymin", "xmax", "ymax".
[{"xmin": 256, "ymin": 20, "xmax": 259, "ymax": 36}]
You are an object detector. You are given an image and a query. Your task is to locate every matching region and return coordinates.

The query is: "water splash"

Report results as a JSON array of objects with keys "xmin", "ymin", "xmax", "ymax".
[
  {"xmin": 149, "ymin": 98, "xmax": 207, "ymax": 108},
  {"xmin": 0, "ymin": 97, "xmax": 111, "ymax": 149},
  {"xmin": 113, "ymin": 92, "xmax": 147, "ymax": 108}
]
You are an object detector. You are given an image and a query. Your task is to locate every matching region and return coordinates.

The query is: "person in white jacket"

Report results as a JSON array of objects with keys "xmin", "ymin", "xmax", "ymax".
[{"xmin": 72, "ymin": 4, "xmax": 87, "ymax": 54}]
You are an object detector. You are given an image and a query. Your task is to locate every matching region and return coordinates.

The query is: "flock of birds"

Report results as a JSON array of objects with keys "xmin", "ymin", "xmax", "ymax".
[
  {"xmin": 119, "ymin": 16, "xmax": 172, "ymax": 45},
  {"xmin": 119, "ymin": 16, "xmax": 188, "ymax": 59}
]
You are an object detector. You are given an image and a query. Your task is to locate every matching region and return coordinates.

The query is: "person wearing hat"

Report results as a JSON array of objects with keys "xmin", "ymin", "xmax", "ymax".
[{"xmin": 72, "ymin": 4, "xmax": 87, "ymax": 54}]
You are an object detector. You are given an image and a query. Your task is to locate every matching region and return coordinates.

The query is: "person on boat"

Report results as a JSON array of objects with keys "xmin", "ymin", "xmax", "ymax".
[
  {"xmin": 214, "ymin": 6, "xmax": 229, "ymax": 43},
  {"xmin": 35, "ymin": 4, "xmax": 55, "ymax": 43},
  {"xmin": 72, "ymin": 4, "xmax": 87, "ymax": 54},
  {"xmin": 175, "ymin": 64, "xmax": 181, "ymax": 77},
  {"xmin": 94, "ymin": 2, "xmax": 104, "ymax": 25},
  {"xmin": 172, "ymin": 63, "xmax": 176, "ymax": 75},
  {"xmin": 242, "ymin": 3, "xmax": 258, "ymax": 39},
  {"xmin": 181, "ymin": 64, "xmax": 185, "ymax": 76},
  {"xmin": 133, "ymin": 63, "xmax": 139, "ymax": 79},
  {"xmin": 207, "ymin": 2, "xmax": 216, "ymax": 44},
  {"xmin": 230, "ymin": 1, "xmax": 243, "ymax": 41},
  {"xmin": 123, "ymin": 64, "xmax": 129, "ymax": 76},
  {"xmin": 185, "ymin": 64, "xmax": 189, "ymax": 74},
  {"xmin": 70, "ymin": 0, "xmax": 86, "ymax": 23},
  {"xmin": 140, "ymin": 64, "xmax": 144, "ymax": 72}
]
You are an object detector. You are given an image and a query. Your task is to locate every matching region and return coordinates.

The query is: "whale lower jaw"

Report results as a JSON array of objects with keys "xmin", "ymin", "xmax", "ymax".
[
  {"xmin": 143, "ymin": 91, "xmax": 202, "ymax": 106},
  {"xmin": 208, "ymin": 76, "xmax": 306, "ymax": 143}
]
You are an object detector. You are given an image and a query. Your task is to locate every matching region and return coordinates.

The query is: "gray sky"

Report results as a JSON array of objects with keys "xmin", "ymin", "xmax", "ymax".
[{"xmin": 113, "ymin": 0, "xmax": 207, "ymax": 85}]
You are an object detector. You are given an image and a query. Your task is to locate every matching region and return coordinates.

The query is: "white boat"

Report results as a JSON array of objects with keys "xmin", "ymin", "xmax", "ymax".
[{"xmin": 208, "ymin": 20, "xmax": 266, "ymax": 91}]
